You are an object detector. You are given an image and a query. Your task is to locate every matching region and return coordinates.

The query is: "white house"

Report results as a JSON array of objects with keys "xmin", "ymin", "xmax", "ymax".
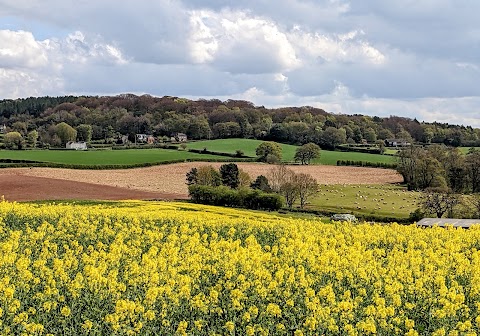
[
  {"xmin": 385, "ymin": 138, "xmax": 410, "ymax": 147},
  {"xmin": 66, "ymin": 141, "xmax": 88, "ymax": 150},
  {"xmin": 0, "ymin": 124, "xmax": 6, "ymax": 133}
]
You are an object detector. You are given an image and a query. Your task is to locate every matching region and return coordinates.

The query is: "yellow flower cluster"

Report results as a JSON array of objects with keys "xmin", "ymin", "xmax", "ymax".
[{"xmin": 1, "ymin": 200, "xmax": 480, "ymax": 335}]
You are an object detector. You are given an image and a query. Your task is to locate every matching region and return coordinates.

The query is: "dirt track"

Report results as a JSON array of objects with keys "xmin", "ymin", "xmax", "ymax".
[{"xmin": 0, "ymin": 163, "xmax": 403, "ymax": 202}]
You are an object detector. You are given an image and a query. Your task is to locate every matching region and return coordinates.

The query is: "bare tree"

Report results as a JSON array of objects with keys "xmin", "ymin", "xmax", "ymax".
[
  {"xmin": 296, "ymin": 173, "xmax": 319, "ymax": 209},
  {"xmin": 268, "ymin": 165, "xmax": 291, "ymax": 193},
  {"xmin": 420, "ymin": 190, "xmax": 461, "ymax": 218},
  {"xmin": 269, "ymin": 165, "xmax": 318, "ymax": 209}
]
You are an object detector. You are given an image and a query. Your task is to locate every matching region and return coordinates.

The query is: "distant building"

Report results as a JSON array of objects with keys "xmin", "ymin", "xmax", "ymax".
[
  {"xmin": 66, "ymin": 141, "xmax": 87, "ymax": 150},
  {"xmin": 385, "ymin": 138, "xmax": 410, "ymax": 147},
  {"xmin": 417, "ymin": 218, "xmax": 480, "ymax": 229},
  {"xmin": 0, "ymin": 124, "xmax": 6, "ymax": 133},
  {"xmin": 172, "ymin": 133, "xmax": 187, "ymax": 142},
  {"xmin": 136, "ymin": 134, "xmax": 148, "ymax": 143}
]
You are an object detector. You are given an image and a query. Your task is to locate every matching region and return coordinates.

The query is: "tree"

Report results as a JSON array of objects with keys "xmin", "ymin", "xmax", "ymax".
[
  {"xmin": 4, "ymin": 131, "xmax": 25, "ymax": 149},
  {"xmin": 420, "ymin": 190, "xmax": 461, "ymax": 218},
  {"xmin": 466, "ymin": 150, "xmax": 480, "ymax": 193},
  {"xmin": 294, "ymin": 143, "xmax": 321, "ymax": 165},
  {"xmin": 280, "ymin": 172, "xmax": 299, "ymax": 209},
  {"xmin": 219, "ymin": 163, "xmax": 240, "ymax": 189},
  {"xmin": 251, "ymin": 175, "xmax": 272, "ymax": 193},
  {"xmin": 397, "ymin": 146, "xmax": 445, "ymax": 190},
  {"xmin": 268, "ymin": 165, "xmax": 291, "ymax": 193},
  {"xmin": 364, "ymin": 127, "xmax": 377, "ymax": 143},
  {"xmin": 55, "ymin": 122, "xmax": 77, "ymax": 145},
  {"xmin": 186, "ymin": 167, "xmax": 198, "ymax": 185},
  {"xmin": 256, "ymin": 141, "xmax": 282, "ymax": 163},
  {"xmin": 76, "ymin": 124, "xmax": 93, "ymax": 143},
  {"xmin": 296, "ymin": 173, "xmax": 319, "ymax": 209},
  {"xmin": 268, "ymin": 165, "xmax": 317, "ymax": 209},
  {"xmin": 238, "ymin": 169, "xmax": 252, "ymax": 188},
  {"xmin": 11, "ymin": 121, "xmax": 27, "ymax": 135},
  {"xmin": 397, "ymin": 146, "xmax": 423, "ymax": 190},
  {"xmin": 196, "ymin": 166, "xmax": 221, "ymax": 187},
  {"xmin": 319, "ymin": 127, "xmax": 346, "ymax": 149},
  {"xmin": 26, "ymin": 130, "xmax": 38, "ymax": 148}
]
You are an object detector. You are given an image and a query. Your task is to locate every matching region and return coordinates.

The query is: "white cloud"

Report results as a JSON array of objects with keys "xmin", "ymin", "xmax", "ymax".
[
  {"xmin": 189, "ymin": 9, "xmax": 300, "ymax": 74},
  {"xmin": 0, "ymin": 30, "xmax": 48, "ymax": 68},
  {"xmin": 0, "ymin": 0, "xmax": 480, "ymax": 128},
  {"xmin": 288, "ymin": 28, "xmax": 386, "ymax": 65},
  {"xmin": 0, "ymin": 29, "xmax": 127, "ymax": 98}
]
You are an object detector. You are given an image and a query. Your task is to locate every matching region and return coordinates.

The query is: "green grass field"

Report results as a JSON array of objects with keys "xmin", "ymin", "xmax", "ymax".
[
  {"xmin": 0, "ymin": 149, "xmax": 226, "ymax": 165},
  {"xmin": 307, "ymin": 184, "xmax": 419, "ymax": 220},
  {"xmin": 187, "ymin": 139, "xmax": 395, "ymax": 165},
  {"xmin": 459, "ymin": 147, "xmax": 480, "ymax": 154}
]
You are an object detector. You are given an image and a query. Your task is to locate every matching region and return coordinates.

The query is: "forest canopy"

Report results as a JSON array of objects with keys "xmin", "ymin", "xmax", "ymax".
[{"xmin": 1, "ymin": 94, "xmax": 479, "ymax": 148}]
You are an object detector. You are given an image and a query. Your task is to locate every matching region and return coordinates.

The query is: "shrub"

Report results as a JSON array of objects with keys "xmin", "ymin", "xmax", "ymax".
[{"xmin": 188, "ymin": 185, "xmax": 283, "ymax": 211}]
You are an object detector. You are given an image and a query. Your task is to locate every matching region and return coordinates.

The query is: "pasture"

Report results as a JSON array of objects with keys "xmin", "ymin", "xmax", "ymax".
[
  {"xmin": 0, "ymin": 148, "xmax": 226, "ymax": 165},
  {"xmin": 309, "ymin": 184, "xmax": 419, "ymax": 220},
  {"xmin": 187, "ymin": 139, "xmax": 395, "ymax": 165}
]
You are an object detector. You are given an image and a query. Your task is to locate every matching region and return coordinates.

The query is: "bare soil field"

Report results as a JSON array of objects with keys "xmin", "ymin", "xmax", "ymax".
[{"xmin": 1, "ymin": 163, "xmax": 403, "ymax": 202}]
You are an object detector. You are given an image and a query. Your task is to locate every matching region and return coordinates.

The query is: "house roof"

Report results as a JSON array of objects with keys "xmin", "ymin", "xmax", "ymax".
[
  {"xmin": 386, "ymin": 138, "xmax": 409, "ymax": 142},
  {"xmin": 416, "ymin": 218, "xmax": 480, "ymax": 228}
]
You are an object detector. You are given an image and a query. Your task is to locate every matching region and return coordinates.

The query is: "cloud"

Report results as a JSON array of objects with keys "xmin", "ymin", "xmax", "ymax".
[
  {"xmin": 0, "ymin": 29, "xmax": 126, "ymax": 98},
  {"xmin": 0, "ymin": 30, "xmax": 48, "ymax": 68},
  {"xmin": 189, "ymin": 9, "xmax": 300, "ymax": 74},
  {"xmin": 0, "ymin": 0, "xmax": 480, "ymax": 128},
  {"xmin": 214, "ymin": 83, "xmax": 480, "ymax": 128}
]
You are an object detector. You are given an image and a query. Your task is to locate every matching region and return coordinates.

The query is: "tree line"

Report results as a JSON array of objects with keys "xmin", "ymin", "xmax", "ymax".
[
  {"xmin": 397, "ymin": 145, "xmax": 480, "ymax": 219},
  {"xmin": 1, "ymin": 94, "xmax": 479, "ymax": 149},
  {"xmin": 186, "ymin": 162, "xmax": 319, "ymax": 211}
]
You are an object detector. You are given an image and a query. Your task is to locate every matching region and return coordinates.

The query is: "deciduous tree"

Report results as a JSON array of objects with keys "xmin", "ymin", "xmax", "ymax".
[
  {"xmin": 256, "ymin": 141, "xmax": 282, "ymax": 163},
  {"xmin": 294, "ymin": 143, "xmax": 321, "ymax": 165},
  {"xmin": 4, "ymin": 131, "xmax": 25, "ymax": 149},
  {"xmin": 55, "ymin": 122, "xmax": 77, "ymax": 145}
]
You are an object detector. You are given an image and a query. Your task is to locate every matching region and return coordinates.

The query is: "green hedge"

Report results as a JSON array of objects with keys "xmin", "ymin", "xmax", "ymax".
[
  {"xmin": 112, "ymin": 144, "xmax": 179, "ymax": 150},
  {"xmin": 336, "ymin": 160, "xmax": 397, "ymax": 169},
  {"xmin": 188, "ymin": 185, "xmax": 283, "ymax": 211},
  {"xmin": 188, "ymin": 148, "xmax": 253, "ymax": 158},
  {"xmin": 336, "ymin": 145, "xmax": 382, "ymax": 154}
]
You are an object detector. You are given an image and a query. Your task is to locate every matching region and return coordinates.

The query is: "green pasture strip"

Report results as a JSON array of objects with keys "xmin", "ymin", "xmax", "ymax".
[
  {"xmin": 459, "ymin": 147, "xmax": 480, "ymax": 154},
  {"xmin": 310, "ymin": 150, "xmax": 394, "ymax": 165},
  {"xmin": 0, "ymin": 149, "xmax": 227, "ymax": 165},
  {"xmin": 187, "ymin": 139, "xmax": 295, "ymax": 158},
  {"xmin": 307, "ymin": 184, "xmax": 419, "ymax": 220},
  {"xmin": 187, "ymin": 139, "xmax": 395, "ymax": 165}
]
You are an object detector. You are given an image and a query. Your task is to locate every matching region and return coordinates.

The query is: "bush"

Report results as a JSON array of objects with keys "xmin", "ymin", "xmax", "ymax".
[
  {"xmin": 336, "ymin": 160, "xmax": 397, "ymax": 169},
  {"xmin": 188, "ymin": 185, "xmax": 283, "ymax": 211}
]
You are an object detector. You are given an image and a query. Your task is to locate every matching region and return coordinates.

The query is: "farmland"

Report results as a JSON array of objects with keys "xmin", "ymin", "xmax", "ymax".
[
  {"xmin": 1, "ymin": 200, "xmax": 480, "ymax": 335},
  {"xmin": 0, "ymin": 148, "xmax": 226, "ymax": 166},
  {"xmin": 187, "ymin": 139, "xmax": 395, "ymax": 165},
  {"xmin": 310, "ymin": 184, "xmax": 419, "ymax": 220},
  {"xmin": 0, "ymin": 162, "xmax": 403, "ymax": 202}
]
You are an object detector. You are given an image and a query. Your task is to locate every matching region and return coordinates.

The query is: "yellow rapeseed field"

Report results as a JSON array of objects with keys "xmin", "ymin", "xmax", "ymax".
[{"xmin": 1, "ymin": 200, "xmax": 480, "ymax": 335}]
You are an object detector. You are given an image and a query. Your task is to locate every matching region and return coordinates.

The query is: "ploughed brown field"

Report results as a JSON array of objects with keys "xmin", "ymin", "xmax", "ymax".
[{"xmin": 0, "ymin": 162, "xmax": 403, "ymax": 202}]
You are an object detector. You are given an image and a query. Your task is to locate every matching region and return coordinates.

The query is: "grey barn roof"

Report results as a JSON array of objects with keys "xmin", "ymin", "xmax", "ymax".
[{"xmin": 417, "ymin": 218, "xmax": 480, "ymax": 228}]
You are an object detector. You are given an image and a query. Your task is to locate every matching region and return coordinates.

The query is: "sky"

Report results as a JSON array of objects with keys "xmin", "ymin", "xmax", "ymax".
[{"xmin": 1, "ymin": 0, "xmax": 479, "ymax": 127}]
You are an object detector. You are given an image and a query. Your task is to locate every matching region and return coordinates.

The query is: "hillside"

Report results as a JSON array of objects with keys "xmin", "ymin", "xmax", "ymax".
[{"xmin": 1, "ymin": 94, "xmax": 479, "ymax": 149}]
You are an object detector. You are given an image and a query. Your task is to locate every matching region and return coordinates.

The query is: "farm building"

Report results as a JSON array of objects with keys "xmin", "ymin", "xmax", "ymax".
[
  {"xmin": 385, "ymin": 138, "xmax": 411, "ymax": 147},
  {"xmin": 172, "ymin": 133, "xmax": 188, "ymax": 142},
  {"xmin": 136, "ymin": 134, "xmax": 155, "ymax": 144},
  {"xmin": 417, "ymin": 218, "xmax": 480, "ymax": 229},
  {"xmin": 66, "ymin": 141, "xmax": 87, "ymax": 150}
]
